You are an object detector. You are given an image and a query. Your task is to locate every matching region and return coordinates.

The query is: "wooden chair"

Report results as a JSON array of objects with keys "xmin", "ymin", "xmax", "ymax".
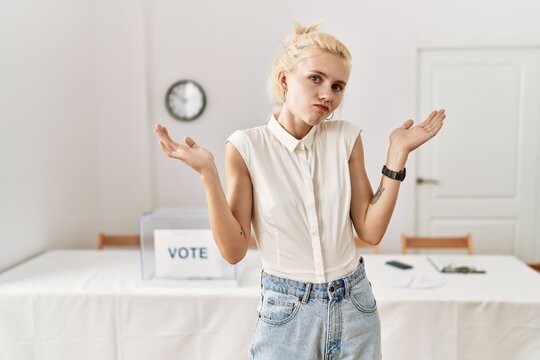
[
  {"xmin": 528, "ymin": 263, "xmax": 540, "ymax": 272},
  {"xmin": 354, "ymin": 235, "xmax": 381, "ymax": 254},
  {"xmin": 401, "ymin": 233, "xmax": 474, "ymax": 255},
  {"xmin": 97, "ymin": 232, "xmax": 140, "ymax": 250}
]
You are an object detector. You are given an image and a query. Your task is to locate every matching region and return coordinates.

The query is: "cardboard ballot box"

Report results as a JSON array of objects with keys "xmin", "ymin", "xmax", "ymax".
[{"xmin": 139, "ymin": 208, "xmax": 238, "ymax": 286}]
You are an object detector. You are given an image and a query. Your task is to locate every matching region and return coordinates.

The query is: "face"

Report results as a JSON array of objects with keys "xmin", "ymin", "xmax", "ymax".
[{"xmin": 280, "ymin": 52, "xmax": 350, "ymax": 127}]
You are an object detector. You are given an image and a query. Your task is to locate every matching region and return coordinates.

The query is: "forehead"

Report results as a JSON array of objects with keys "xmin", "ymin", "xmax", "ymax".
[{"xmin": 296, "ymin": 52, "xmax": 351, "ymax": 81}]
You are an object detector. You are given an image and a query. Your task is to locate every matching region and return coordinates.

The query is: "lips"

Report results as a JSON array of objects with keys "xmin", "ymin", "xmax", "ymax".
[{"xmin": 314, "ymin": 104, "xmax": 329, "ymax": 113}]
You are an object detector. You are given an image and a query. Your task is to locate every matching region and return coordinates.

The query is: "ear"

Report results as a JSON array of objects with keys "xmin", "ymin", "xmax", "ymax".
[{"xmin": 278, "ymin": 71, "xmax": 288, "ymax": 91}]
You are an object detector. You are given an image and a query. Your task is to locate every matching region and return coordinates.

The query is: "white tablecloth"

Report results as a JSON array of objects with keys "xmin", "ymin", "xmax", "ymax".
[{"xmin": 0, "ymin": 250, "xmax": 539, "ymax": 360}]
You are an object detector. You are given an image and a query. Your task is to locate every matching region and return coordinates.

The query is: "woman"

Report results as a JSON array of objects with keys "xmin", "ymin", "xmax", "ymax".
[{"xmin": 155, "ymin": 23, "xmax": 445, "ymax": 360}]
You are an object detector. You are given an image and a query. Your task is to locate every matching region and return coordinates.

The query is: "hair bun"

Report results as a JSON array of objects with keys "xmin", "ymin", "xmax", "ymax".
[{"xmin": 294, "ymin": 22, "xmax": 321, "ymax": 36}]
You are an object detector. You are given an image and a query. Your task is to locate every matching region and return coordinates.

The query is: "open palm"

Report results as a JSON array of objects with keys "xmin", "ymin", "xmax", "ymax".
[
  {"xmin": 390, "ymin": 109, "xmax": 446, "ymax": 153},
  {"xmin": 154, "ymin": 124, "xmax": 215, "ymax": 175}
]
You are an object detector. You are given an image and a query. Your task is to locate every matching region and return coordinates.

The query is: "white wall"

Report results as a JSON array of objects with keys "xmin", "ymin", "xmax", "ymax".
[
  {"xmin": 0, "ymin": 0, "xmax": 101, "ymax": 271},
  {"xmin": 144, "ymin": 0, "xmax": 540, "ymax": 254},
  {"xmin": 93, "ymin": 0, "xmax": 152, "ymax": 233},
  {"xmin": 2, "ymin": 0, "xmax": 540, "ymax": 271}
]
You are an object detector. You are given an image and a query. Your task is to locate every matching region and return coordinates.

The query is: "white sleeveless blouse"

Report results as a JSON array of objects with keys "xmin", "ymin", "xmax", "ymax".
[{"xmin": 226, "ymin": 114, "xmax": 362, "ymax": 283}]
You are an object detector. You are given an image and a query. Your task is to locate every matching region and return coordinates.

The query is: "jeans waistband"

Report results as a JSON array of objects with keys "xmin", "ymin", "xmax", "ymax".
[{"xmin": 260, "ymin": 257, "xmax": 366, "ymax": 302}]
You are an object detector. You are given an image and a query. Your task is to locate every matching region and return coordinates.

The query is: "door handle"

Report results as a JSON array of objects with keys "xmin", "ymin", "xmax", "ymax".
[{"xmin": 416, "ymin": 177, "xmax": 439, "ymax": 185}]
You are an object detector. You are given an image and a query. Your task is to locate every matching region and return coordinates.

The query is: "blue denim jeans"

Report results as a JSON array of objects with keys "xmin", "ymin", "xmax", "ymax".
[{"xmin": 250, "ymin": 257, "xmax": 382, "ymax": 360}]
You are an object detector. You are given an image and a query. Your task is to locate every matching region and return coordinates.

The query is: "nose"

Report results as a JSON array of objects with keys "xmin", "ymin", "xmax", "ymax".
[{"xmin": 319, "ymin": 87, "xmax": 333, "ymax": 103}]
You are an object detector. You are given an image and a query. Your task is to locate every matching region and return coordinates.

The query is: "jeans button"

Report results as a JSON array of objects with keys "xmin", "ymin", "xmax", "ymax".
[{"xmin": 329, "ymin": 285, "xmax": 335, "ymax": 292}]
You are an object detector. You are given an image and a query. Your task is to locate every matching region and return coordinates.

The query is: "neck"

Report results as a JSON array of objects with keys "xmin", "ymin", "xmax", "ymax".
[{"xmin": 275, "ymin": 106, "xmax": 313, "ymax": 139}]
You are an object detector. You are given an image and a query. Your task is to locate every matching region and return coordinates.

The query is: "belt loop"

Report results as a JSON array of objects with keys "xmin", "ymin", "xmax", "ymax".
[
  {"xmin": 302, "ymin": 283, "xmax": 312, "ymax": 304},
  {"xmin": 344, "ymin": 278, "xmax": 350, "ymax": 299}
]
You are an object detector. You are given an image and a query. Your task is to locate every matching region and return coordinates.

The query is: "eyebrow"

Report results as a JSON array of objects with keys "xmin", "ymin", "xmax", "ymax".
[{"xmin": 310, "ymin": 70, "xmax": 347, "ymax": 86}]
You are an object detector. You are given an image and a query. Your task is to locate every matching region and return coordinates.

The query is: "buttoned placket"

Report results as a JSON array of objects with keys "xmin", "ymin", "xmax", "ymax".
[{"xmin": 297, "ymin": 142, "xmax": 326, "ymax": 282}]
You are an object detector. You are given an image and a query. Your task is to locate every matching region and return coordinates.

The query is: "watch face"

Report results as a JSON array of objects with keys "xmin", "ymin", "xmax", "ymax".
[{"xmin": 165, "ymin": 80, "xmax": 206, "ymax": 121}]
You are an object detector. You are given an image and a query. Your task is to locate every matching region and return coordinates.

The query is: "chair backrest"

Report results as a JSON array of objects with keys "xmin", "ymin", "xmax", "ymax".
[
  {"xmin": 98, "ymin": 232, "xmax": 140, "ymax": 250},
  {"xmin": 401, "ymin": 233, "xmax": 474, "ymax": 255},
  {"xmin": 528, "ymin": 263, "xmax": 540, "ymax": 272},
  {"xmin": 354, "ymin": 236, "xmax": 381, "ymax": 254}
]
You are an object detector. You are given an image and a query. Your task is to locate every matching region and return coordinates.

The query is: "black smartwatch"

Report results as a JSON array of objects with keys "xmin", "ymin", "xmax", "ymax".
[{"xmin": 382, "ymin": 165, "xmax": 406, "ymax": 181}]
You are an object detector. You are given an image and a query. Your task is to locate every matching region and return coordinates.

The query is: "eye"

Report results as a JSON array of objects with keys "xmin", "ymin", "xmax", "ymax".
[
  {"xmin": 332, "ymin": 84, "xmax": 344, "ymax": 92},
  {"xmin": 310, "ymin": 75, "xmax": 322, "ymax": 83}
]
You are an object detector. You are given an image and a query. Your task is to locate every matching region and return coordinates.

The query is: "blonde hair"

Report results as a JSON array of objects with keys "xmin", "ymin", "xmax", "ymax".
[{"xmin": 268, "ymin": 22, "xmax": 352, "ymax": 104}]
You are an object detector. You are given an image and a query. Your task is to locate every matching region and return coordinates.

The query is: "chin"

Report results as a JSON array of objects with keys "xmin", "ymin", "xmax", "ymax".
[{"xmin": 312, "ymin": 115, "xmax": 328, "ymax": 125}]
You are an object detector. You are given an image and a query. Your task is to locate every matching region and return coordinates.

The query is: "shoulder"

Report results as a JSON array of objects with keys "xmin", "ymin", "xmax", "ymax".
[
  {"xmin": 241, "ymin": 124, "xmax": 269, "ymax": 139},
  {"xmin": 226, "ymin": 124, "xmax": 269, "ymax": 166},
  {"xmin": 228, "ymin": 124, "xmax": 268, "ymax": 142},
  {"xmin": 318, "ymin": 119, "xmax": 362, "ymax": 137},
  {"xmin": 318, "ymin": 120, "xmax": 362, "ymax": 159}
]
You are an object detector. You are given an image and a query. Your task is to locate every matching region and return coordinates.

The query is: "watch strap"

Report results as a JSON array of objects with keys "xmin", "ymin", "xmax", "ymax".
[{"xmin": 382, "ymin": 165, "xmax": 406, "ymax": 181}]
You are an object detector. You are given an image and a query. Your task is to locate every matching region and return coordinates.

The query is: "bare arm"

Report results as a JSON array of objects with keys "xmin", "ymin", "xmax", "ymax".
[
  {"xmin": 154, "ymin": 124, "xmax": 252, "ymax": 264},
  {"xmin": 349, "ymin": 135, "xmax": 405, "ymax": 244},
  {"xmin": 349, "ymin": 110, "xmax": 446, "ymax": 244}
]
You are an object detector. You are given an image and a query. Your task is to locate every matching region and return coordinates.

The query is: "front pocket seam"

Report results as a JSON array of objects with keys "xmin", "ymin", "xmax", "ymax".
[
  {"xmin": 350, "ymin": 295, "xmax": 377, "ymax": 313},
  {"xmin": 259, "ymin": 300, "xmax": 302, "ymax": 325}
]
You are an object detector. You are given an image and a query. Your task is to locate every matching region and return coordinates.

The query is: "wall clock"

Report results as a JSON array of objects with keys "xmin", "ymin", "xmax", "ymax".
[{"xmin": 165, "ymin": 79, "xmax": 206, "ymax": 121}]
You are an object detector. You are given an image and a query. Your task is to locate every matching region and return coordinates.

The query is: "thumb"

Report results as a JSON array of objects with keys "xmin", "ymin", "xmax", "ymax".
[
  {"xmin": 184, "ymin": 136, "xmax": 199, "ymax": 149},
  {"xmin": 401, "ymin": 119, "xmax": 414, "ymax": 129}
]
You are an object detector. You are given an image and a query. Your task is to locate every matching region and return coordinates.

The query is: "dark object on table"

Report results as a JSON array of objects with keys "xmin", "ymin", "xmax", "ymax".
[{"xmin": 386, "ymin": 260, "xmax": 413, "ymax": 270}]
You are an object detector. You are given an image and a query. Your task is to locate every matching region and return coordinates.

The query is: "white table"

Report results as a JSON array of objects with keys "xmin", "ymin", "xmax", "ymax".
[
  {"xmin": 366, "ymin": 254, "xmax": 540, "ymax": 360},
  {"xmin": 0, "ymin": 250, "xmax": 539, "ymax": 360}
]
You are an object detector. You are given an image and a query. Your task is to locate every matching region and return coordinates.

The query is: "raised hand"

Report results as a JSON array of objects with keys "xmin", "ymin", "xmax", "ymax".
[
  {"xmin": 154, "ymin": 124, "xmax": 216, "ymax": 176},
  {"xmin": 389, "ymin": 109, "xmax": 446, "ymax": 154}
]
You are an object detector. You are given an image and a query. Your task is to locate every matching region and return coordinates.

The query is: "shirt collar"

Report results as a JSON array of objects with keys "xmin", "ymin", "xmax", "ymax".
[{"xmin": 267, "ymin": 114, "xmax": 317, "ymax": 152}]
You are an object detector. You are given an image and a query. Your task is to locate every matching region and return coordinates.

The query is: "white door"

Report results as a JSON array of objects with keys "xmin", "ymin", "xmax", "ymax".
[{"xmin": 416, "ymin": 47, "xmax": 540, "ymax": 262}]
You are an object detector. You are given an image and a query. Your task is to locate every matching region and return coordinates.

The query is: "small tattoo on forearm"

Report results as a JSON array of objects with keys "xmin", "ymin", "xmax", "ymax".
[
  {"xmin": 239, "ymin": 226, "xmax": 245, "ymax": 239},
  {"xmin": 371, "ymin": 184, "xmax": 385, "ymax": 205}
]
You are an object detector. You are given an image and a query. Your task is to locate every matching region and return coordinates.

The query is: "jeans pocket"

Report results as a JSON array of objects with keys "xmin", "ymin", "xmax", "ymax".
[
  {"xmin": 350, "ymin": 278, "xmax": 377, "ymax": 313},
  {"xmin": 258, "ymin": 289, "xmax": 301, "ymax": 325}
]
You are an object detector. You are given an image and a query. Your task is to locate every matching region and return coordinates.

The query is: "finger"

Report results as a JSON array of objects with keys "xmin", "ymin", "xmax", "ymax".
[
  {"xmin": 425, "ymin": 113, "xmax": 446, "ymax": 132},
  {"xmin": 154, "ymin": 124, "xmax": 169, "ymax": 139},
  {"xmin": 155, "ymin": 129, "xmax": 171, "ymax": 145},
  {"xmin": 159, "ymin": 140, "xmax": 171, "ymax": 154},
  {"xmin": 161, "ymin": 127, "xmax": 177, "ymax": 143},
  {"xmin": 420, "ymin": 111, "xmax": 437, "ymax": 126},
  {"xmin": 160, "ymin": 140, "xmax": 190, "ymax": 160},
  {"xmin": 421, "ymin": 109, "xmax": 444, "ymax": 128},
  {"xmin": 155, "ymin": 123, "xmax": 168, "ymax": 134},
  {"xmin": 426, "ymin": 116, "xmax": 445, "ymax": 135},
  {"xmin": 425, "ymin": 109, "xmax": 444, "ymax": 123},
  {"xmin": 433, "ymin": 109, "xmax": 445, "ymax": 122},
  {"xmin": 160, "ymin": 139, "xmax": 177, "ymax": 154},
  {"xmin": 427, "ymin": 121, "xmax": 444, "ymax": 136},
  {"xmin": 185, "ymin": 136, "xmax": 199, "ymax": 149},
  {"xmin": 155, "ymin": 125, "xmax": 181, "ymax": 148},
  {"xmin": 401, "ymin": 119, "xmax": 414, "ymax": 129},
  {"xmin": 154, "ymin": 124, "xmax": 176, "ymax": 143}
]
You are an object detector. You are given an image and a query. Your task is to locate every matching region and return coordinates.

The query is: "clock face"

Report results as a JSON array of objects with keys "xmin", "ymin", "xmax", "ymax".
[{"xmin": 165, "ymin": 80, "xmax": 206, "ymax": 121}]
